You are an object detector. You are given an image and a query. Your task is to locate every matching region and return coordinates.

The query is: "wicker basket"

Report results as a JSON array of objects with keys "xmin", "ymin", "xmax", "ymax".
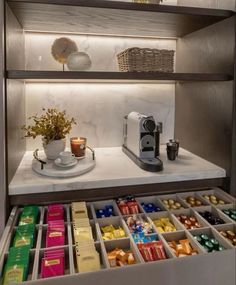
[{"xmin": 117, "ymin": 47, "xmax": 175, "ymax": 73}]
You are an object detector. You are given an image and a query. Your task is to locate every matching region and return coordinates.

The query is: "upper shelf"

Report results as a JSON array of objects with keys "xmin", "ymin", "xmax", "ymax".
[
  {"xmin": 7, "ymin": 0, "xmax": 234, "ymax": 38},
  {"xmin": 7, "ymin": 70, "xmax": 233, "ymax": 83}
]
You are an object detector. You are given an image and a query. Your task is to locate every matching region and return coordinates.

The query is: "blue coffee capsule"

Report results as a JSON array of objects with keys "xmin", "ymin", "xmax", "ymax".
[
  {"xmin": 145, "ymin": 207, "xmax": 151, "ymax": 213},
  {"xmin": 96, "ymin": 209, "xmax": 106, "ymax": 218},
  {"xmin": 105, "ymin": 205, "xmax": 114, "ymax": 215},
  {"xmin": 137, "ymin": 225, "xmax": 143, "ymax": 233},
  {"xmin": 105, "ymin": 205, "xmax": 113, "ymax": 210}
]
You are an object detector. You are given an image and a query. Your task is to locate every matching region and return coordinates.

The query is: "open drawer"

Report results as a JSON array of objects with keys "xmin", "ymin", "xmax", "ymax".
[{"xmin": 0, "ymin": 188, "xmax": 235, "ymax": 285}]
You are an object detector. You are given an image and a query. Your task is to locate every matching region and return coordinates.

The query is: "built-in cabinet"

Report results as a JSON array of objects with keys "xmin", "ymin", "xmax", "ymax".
[
  {"xmin": 0, "ymin": 1, "xmax": 236, "ymax": 284},
  {"xmin": 0, "ymin": 0, "xmax": 236, "ymax": 223}
]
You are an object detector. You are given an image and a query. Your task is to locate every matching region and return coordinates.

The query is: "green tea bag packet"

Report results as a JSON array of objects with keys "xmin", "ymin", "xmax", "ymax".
[
  {"xmin": 19, "ymin": 206, "xmax": 39, "ymax": 225},
  {"xmin": 4, "ymin": 260, "xmax": 28, "ymax": 282},
  {"xmin": 23, "ymin": 205, "xmax": 38, "ymax": 213},
  {"xmin": 19, "ymin": 214, "xmax": 35, "ymax": 226},
  {"xmin": 3, "ymin": 263, "xmax": 25, "ymax": 284},
  {"xmin": 8, "ymin": 245, "xmax": 30, "ymax": 255},
  {"xmin": 4, "ymin": 246, "xmax": 31, "ymax": 283},
  {"xmin": 8, "ymin": 246, "xmax": 30, "ymax": 262},
  {"xmin": 13, "ymin": 233, "xmax": 33, "ymax": 248},
  {"xmin": 7, "ymin": 255, "xmax": 30, "ymax": 274},
  {"xmin": 13, "ymin": 224, "xmax": 35, "ymax": 248},
  {"xmin": 22, "ymin": 206, "xmax": 39, "ymax": 218},
  {"xmin": 18, "ymin": 223, "xmax": 35, "ymax": 233}
]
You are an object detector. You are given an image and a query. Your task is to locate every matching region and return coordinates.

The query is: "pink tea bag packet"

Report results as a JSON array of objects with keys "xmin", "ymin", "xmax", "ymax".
[
  {"xmin": 44, "ymin": 249, "xmax": 65, "ymax": 258},
  {"xmin": 48, "ymin": 221, "xmax": 65, "ymax": 232},
  {"xmin": 41, "ymin": 256, "xmax": 64, "ymax": 278},
  {"xmin": 44, "ymin": 249, "xmax": 65, "ymax": 271},
  {"xmin": 46, "ymin": 204, "xmax": 64, "ymax": 223},
  {"xmin": 46, "ymin": 221, "xmax": 65, "ymax": 247},
  {"xmin": 46, "ymin": 230, "xmax": 65, "ymax": 247}
]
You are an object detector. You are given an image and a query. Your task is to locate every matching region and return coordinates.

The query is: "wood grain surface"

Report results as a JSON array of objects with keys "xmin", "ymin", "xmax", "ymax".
[
  {"xmin": 175, "ymin": 17, "xmax": 235, "ymax": 196},
  {"xmin": 7, "ymin": 0, "xmax": 233, "ymax": 37},
  {"xmin": 6, "ymin": 5, "xmax": 26, "ymax": 187},
  {"xmin": 0, "ymin": 0, "xmax": 7, "ymax": 236},
  {"xmin": 6, "ymin": 70, "xmax": 233, "ymax": 82}
]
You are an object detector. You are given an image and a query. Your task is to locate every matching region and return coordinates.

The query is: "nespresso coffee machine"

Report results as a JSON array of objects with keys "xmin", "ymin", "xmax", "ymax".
[{"xmin": 123, "ymin": 111, "xmax": 163, "ymax": 172}]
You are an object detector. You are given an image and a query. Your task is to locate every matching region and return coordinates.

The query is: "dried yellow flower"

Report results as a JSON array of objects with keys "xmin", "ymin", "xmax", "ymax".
[{"xmin": 22, "ymin": 108, "xmax": 77, "ymax": 144}]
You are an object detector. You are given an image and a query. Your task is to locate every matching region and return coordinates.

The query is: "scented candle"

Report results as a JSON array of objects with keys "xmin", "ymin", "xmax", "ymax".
[{"xmin": 70, "ymin": 137, "xmax": 87, "ymax": 158}]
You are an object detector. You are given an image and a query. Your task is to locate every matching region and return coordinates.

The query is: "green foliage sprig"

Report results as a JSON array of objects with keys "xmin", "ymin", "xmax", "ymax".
[{"xmin": 22, "ymin": 108, "xmax": 77, "ymax": 144}]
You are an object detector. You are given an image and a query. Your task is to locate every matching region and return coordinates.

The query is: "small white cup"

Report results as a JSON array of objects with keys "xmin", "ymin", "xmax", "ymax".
[{"xmin": 59, "ymin": 151, "xmax": 75, "ymax": 165}]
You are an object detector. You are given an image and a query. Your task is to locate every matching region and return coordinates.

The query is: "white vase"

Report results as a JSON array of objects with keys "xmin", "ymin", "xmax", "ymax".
[
  {"xmin": 42, "ymin": 138, "xmax": 66, "ymax": 160},
  {"xmin": 66, "ymin": 52, "xmax": 92, "ymax": 71}
]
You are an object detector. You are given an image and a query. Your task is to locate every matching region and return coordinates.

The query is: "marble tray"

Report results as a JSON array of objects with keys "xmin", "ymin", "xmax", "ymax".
[{"xmin": 32, "ymin": 152, "xmax": 96, "ymax": 178}]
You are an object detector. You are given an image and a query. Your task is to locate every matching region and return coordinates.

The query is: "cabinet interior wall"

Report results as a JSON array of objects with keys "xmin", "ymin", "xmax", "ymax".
[{"xmin": 175, "ymin": 16, "xmax": 235, "ymax": 196}]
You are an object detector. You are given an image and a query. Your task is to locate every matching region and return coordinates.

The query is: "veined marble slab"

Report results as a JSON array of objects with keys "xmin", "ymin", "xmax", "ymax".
[
  {"xmin": 25, "ymin": 83, "xmax": 175, "ymax": 150},
  {"xmin": 24, "ymin": 33, "xmax": 176, "ymax": 150},
  {"xmin": 9, "ymin": 146, "xmax": 226, "ymax": 195}
]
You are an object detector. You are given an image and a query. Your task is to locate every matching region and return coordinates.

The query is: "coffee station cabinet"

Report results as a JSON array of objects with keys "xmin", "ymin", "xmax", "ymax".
[{"xmin": 0, "ymin": 0, "xmax": 236, "ymax": 284}]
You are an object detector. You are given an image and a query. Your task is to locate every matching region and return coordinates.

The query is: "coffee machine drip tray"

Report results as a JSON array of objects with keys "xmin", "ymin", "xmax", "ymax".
[{"xmin": 122, "ymin": 145, "xmax": 163, "ymax": 172}]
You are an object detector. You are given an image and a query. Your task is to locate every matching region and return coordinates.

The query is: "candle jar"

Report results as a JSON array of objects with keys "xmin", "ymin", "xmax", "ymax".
[{"xmin": 70, "ymin": 137, "xmax": 87, "ymax": 158}]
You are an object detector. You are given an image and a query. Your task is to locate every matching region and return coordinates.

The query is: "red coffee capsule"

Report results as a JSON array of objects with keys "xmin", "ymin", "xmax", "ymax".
[
  {"xmin": 184, "ymin": 220, "xmax": 192, "ymax": 226},
  {"xmin": 155, "ymin": 241, "xmax": 167, "ymax": 260},
  {"xmin": 119, "ymin": 205, "xmax": 130, "ymax": 215},
  {"xmin": 189, "ymin": 217, "xmax": 197, "ymax": 224},
  {"xmin": 194, "ymin": 222, "xmax": 201, "ymax": 228},
  {"xmin": 127, "ymin": 202, "xmax": 139, "ymax": 214},
  {"xmin": 180, "ymin": 215, "xmax": 187, "ymax": 222}
]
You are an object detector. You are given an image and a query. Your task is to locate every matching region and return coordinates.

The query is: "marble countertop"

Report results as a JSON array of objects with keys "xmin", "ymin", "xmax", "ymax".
[{"xmin": 9, "ymin": 146, "xmax": 226, "ymax": 195}]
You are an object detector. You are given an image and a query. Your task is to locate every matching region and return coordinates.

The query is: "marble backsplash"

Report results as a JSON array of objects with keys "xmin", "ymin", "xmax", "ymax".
[
  {"xmin": 25, "ymin": 83, "xmax": 175, "ymax": 150},
  {"xmin": 24, "ymin": 33, "xmax": 176, "ymax": 150},
  {"xmin": 25, "ymin": 33, "xmax": 176, "ymax": 71}
]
